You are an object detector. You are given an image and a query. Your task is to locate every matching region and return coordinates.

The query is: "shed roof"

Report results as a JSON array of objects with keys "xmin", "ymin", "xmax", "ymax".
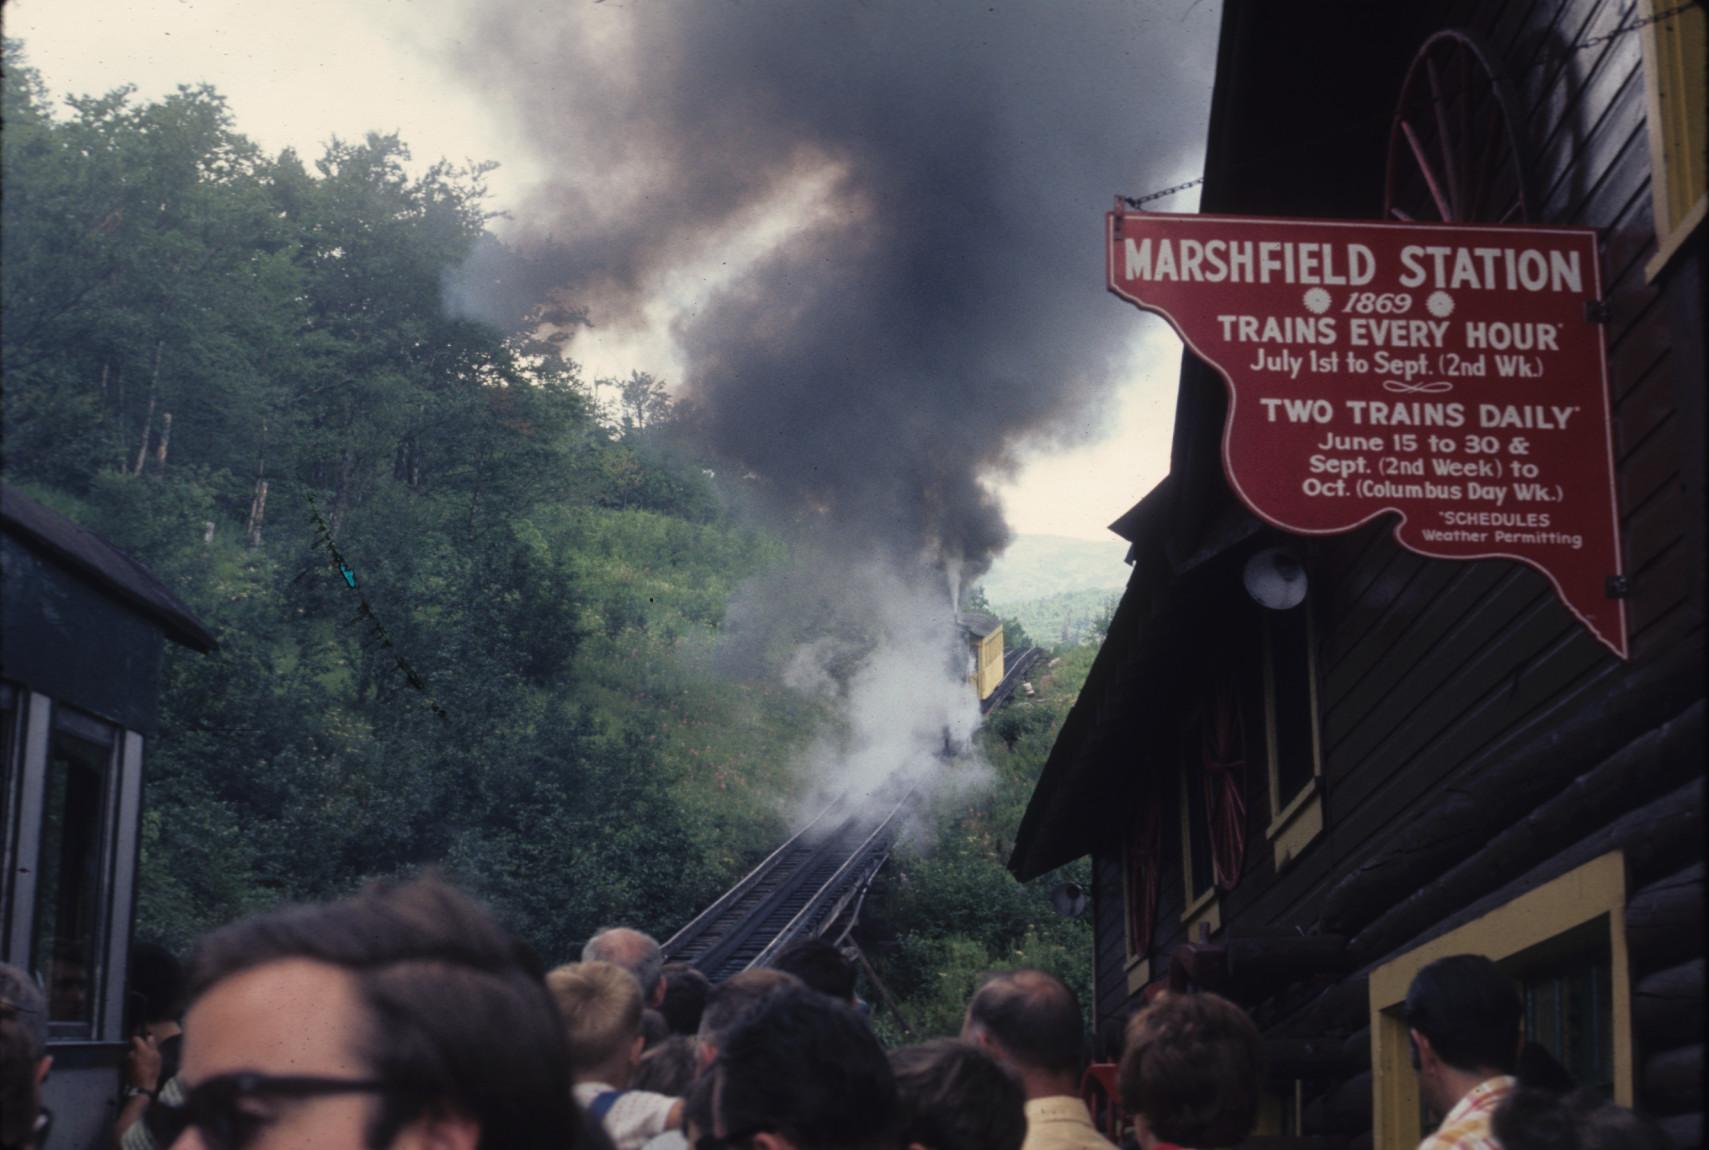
[{"xmin": 1, "ymin": 487, "xmax": 216, "ymax": 652}]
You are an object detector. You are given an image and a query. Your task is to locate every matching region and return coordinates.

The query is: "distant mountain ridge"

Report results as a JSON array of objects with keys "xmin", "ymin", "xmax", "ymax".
[{"xmin": 976, "ymin": 533, "xmax": 1129, "ymax": 607}]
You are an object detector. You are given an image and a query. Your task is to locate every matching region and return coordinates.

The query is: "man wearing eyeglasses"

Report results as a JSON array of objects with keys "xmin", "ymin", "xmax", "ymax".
[{"xmin": 144, "ymin": 876, "xmax": 589, "ymax": 1150}]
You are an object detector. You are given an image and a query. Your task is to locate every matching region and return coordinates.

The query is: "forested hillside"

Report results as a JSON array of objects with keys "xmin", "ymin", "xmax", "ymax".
[
  {"xmin": 1, "ymin": 46, "xmax": 829, "ymax": 960},
  {"xmin": 2, "ymin": 44, "xmax": 1091, "ymax": 1018}
]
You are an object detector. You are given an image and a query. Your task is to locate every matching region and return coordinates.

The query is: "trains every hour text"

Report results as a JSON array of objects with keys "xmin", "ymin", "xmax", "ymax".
[{"xmin": 1216, "ymin": 315, "xmax": 1560, "ymax": 351}]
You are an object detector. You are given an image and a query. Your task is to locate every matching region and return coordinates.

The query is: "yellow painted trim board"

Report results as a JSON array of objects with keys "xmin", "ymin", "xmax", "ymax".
[
  {"xmin": 1646, "ymin": 193, "xmax": 1708, "ymax": 283},
  {"xmin": 1269, "ymin": 792, "xmax": 1324, "ymax": 870},
  {"xmin": 1368, "ymin": 852, "xmax": 1632, "ymax": 1147},
  {"xmin": 1641, "ymin": 0, "xmax": 1708, "ymax": 239},
  {"xmin": 1182, "ymin": 889, "xmax": 1221, "ymax": 937},
  {"xmin": 1125, "ymin": 958, "xmax": 1152, "ymax": 997}
]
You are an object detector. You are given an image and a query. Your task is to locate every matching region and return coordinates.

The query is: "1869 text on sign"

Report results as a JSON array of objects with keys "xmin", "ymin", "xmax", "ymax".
[{"xmin": 1108, "ymin": 210, "xmax": 1626, "ymax": 658}]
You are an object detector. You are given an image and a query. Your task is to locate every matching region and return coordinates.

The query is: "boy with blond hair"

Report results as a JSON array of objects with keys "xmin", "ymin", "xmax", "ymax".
[{"xmin": 548, "ymin": 960, "xmax": 685, "ymax": 1150}]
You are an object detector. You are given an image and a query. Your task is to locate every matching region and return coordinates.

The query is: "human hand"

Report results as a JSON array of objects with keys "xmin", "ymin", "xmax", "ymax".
[{"xmin": 126, "ymin": 1033, "xmax": 162, "ymax": 1093}]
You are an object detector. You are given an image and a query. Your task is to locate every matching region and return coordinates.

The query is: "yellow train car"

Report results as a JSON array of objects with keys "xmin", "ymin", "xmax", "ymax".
[{"xmin": 956, "ymin": 611, "xmax": 1005, "ymax": 701}]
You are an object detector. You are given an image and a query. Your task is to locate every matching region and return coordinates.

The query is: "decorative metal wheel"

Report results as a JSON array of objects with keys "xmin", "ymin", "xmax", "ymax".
[{"xmin": 1384, "ymin": 29, "xmax": 1533, "ymax": 224}]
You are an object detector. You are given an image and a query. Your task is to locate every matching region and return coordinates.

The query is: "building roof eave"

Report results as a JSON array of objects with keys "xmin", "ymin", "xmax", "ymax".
[{"xmin": 1, "ymin": 486, "xmax": 217, "ymax": 653}]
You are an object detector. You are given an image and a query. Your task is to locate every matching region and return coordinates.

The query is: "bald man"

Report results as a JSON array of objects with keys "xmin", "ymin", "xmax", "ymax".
[
  {"xmin": 962, "ymin": 970, "xmax": 1112, "ymax": 1150},
  {"xmin": 584, "ymin": 928, "xmax": 666, "ymax": 1008}
]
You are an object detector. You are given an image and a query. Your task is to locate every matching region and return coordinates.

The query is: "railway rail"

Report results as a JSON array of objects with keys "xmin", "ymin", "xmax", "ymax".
[
  {"xmin": 981, "ymin": 645, "xmax": 1045, "ymax": 714},
  {"xmin": 663, "ymin": 651, "xmax": 1042, "ymax": 982},
  {"xmin": 661, "ymin": 790, "xmax": 911, "ymax": 982}
]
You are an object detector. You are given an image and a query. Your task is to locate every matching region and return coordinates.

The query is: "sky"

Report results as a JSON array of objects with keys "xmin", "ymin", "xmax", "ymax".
[{"xmin": 5, "ymin": 0, "xmax": 1219, "ymax": 547}]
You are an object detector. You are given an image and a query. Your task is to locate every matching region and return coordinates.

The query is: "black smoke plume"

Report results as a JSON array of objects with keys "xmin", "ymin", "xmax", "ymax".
[{"xmin": 444, "ymin": 2, "xmax": 1214, "ymax": 582}]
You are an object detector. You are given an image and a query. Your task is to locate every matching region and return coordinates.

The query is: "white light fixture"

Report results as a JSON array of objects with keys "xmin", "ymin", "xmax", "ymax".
[
  {"xmin": 1050, "ymin": 882, "xmax": 1088, "ymax": 918},
  {"xmin": 1243, "ymin": 547, "xmax": 1308, "ymax": 610}
]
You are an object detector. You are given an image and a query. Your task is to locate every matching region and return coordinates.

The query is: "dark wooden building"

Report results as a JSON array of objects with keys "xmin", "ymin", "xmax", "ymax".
[
  {"xmin": 1, "ymin": 487, "xmax": 215, "ymax": 1150},
  {"xmin": 1010, "ymin": 2, "xmax": 1705, "ymax": 1146}
]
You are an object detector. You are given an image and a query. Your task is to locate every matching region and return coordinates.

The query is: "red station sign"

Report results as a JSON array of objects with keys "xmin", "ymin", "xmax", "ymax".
[{"xmin": 1108, "ymin": 210, "xmax": 1627, "ymax": 658}]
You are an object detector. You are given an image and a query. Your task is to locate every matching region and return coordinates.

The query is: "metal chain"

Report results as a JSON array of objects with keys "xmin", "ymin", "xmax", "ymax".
[
  {"xmin": 1578, "ymin": 0, "xmax": 1700, "ymax": 48},
  {"xmin": 1118, "ymin": 177, "xmax": 1206, "ymax": 210}
]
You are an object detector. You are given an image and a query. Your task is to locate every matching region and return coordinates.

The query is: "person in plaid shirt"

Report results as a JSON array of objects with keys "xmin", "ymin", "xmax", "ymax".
[{"xmin": 1404, "ymin": 955, "xmax": 1524, "ymax": 1150}]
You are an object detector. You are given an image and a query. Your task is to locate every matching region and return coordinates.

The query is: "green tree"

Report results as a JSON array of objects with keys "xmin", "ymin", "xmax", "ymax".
[{"xmin": 1, "ymin": 49, "xmax": 833, "ymax": 965}]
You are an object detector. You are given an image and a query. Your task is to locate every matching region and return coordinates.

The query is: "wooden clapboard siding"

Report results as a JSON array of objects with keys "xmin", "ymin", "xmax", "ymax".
[
  {"xmin": 1610, "ymin": 312, "xmax": 1672, "ymax": 427},
  {"xmin": 1092, "ymin": 853, "xmax": 1126, "ymax": 1020},
  {"xmin": 1563, "ymin": 113, "xmax": 1651, "ymax": 237},
  {"xmin": 1522, "ymin": 0, "xmax": 1621, "ymax": 120},
  {"xmin": 1076, "ymin": 13, "xmax": 1704, "ymax": 1105},
  {"xmin": 1322, "ymin": 561, "xmax": 1526, "ymax": 776},
  {"xmin": 1628, "ymin": 546, "xmax": 1695, "ymax": 646},
  {"xmin": 1622, "ymin": 417, "xmax": 1680, "ymax": 515},
  {"xmin": 1319, "ymin": 555, "xmax": 1456, "ymax": 721},
  {"xmin": 1308, "ymin": 0, "xmax": 1691, "ymax": 895},
  {"xmin": 1225, "ymin": 823, "xmax": 1342, "ymax": 931},
  {"xmin": 1532, "ymin": 18, "xmax": 1644, "ymax": 211},
  {"xmin": 1604, "ymin": 192, "xmax": 1660, "ymax": 286},
  {"xmin": 1320, "ymin": 523, "xmax": 1391, "ymax": 632},
  {"xmin": 1627, "ymin": 484, "xmax": 1685, "ymax": 577},
  {"xmin": 1489, "ymin": 0, "xmax": 1550, "ymax": 59}
]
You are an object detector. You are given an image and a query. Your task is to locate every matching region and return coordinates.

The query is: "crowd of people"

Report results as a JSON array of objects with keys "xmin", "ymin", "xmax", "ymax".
[{"xmin": 0, "ymin": 876, "xmax": 1677, "ymax": 1150}]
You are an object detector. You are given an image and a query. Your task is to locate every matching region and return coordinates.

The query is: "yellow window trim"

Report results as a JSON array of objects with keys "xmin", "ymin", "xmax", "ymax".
[
  {"xmin": 1125, "ymin": 957, "xmax": 1152, "ymax": 997},
  {"xmin": 1645, "ymin": 193, "xmax": 1707, "ymax": 282},
  {"xmin": 1256, "ymin": 1091, "xmax": 1286, "ymax": 1137},
  {"xmin": 1266, "ymin": 780, "xmax": 1324, "ymax": 870},
  {"xmin": 1262, "ymin": 605, "xmax": 1325, "ymax": 866},
  {"xmin": 1181, "ymin": 885, "xmax": 1221, "ymax": 936},
  {"xmin": 1254, "ymin": 1082, "xmax": 1304, "ymax": 1137},
  {"xmin": 1641, "ymin": 0, "xmax": 1708, "ymax": 281},
  {"xmin": 1368, "ymin": 851, "xmax": 1633, "ymax": 1149}
]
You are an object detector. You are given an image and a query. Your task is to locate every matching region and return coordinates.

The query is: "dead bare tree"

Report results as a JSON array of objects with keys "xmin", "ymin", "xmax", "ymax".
[
  {"xmin": 154, "ymin": 412, "xmax": 172, "ymax": 471},
  {"xmin": 132, "ymin": 340, "xmax": 164, "ymax": 476},
  {"xmin": 245, "ymin": 479, "xmax": 269, "ymax": 547}
]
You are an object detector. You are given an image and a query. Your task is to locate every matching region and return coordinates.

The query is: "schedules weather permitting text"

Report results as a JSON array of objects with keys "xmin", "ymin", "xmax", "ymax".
[{"xmin": 1107, "ymin": 209, "xmax": 1626, "ymax": 658}]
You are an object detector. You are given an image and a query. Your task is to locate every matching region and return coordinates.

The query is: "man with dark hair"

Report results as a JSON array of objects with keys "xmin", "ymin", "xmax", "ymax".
[
  {"xmin": 771, "ymin": 938, "xmax": 857, "ymax": 1005},
  {"xmin": 1116, "ymin": 990, "xmax": 1264, "ymax": 1149},
  {"xmin": 962, "ymin": 969, "xmax": 1113, "ymax": 1150},
  {"xmin": 585, "ymin": 927, "xmax": 667, "ymax": 1008},
  {"xmin": 696, "ymin": 968, "xmax": 800, "ymax": 1073},
  {"xmin": 658, "ymin": 963, "xmax": 711, "ymax": 1036},
  {"xmin": 891, "ymin": 1039, "xmax": 1027, "ymax": 1150},
  {"xmin": 710, "ymin": 984, "xmax": 895, "ymax": 1150},
  {"xmin": 641, "ymin": 1008, "xmax": 671, "ymax": 1050},
  {"xmin": 640, "ymin": 969, "xmax": 802, "ymax": 1150},
  {"xmin": 634, "ymin": 1036, "xmax": 698, "ymax": 1098},
  {"xmin": 1403, "ymin": 954, "xmax": 1523, "ymax": 1150},
  {"xmin": 146, "ymin": 875, "xmax": 584, "ymax": 1150}
]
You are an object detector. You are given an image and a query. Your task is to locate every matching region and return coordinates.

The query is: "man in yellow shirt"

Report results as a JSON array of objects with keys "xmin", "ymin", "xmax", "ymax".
[
  {"xmin": 962, "ymin": 970, "xmax": 1114, "ymax": 1150},
  {"xmin": 1404, "ymin": 955, "xmax": 1523, "ymax": 1150}
]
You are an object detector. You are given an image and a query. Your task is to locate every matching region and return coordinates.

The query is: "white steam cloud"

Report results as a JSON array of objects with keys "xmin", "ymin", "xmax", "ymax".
[{"xmin": 746, "ymin": 559, "xmax": 992, "ymax": 828}]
